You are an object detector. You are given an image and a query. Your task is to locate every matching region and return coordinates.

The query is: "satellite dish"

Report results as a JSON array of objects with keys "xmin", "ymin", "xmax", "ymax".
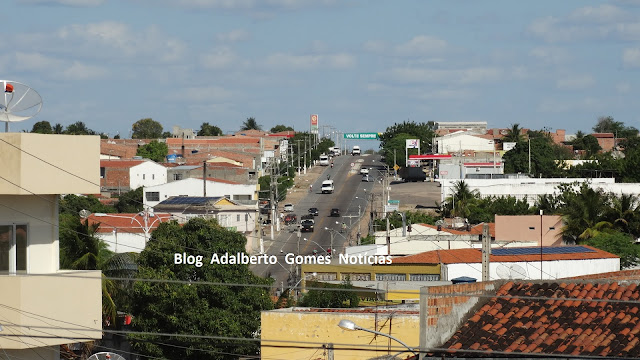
[
  {"xmin": 509, "ymin": 264, "xmax": 528, "ymax": 279},
  {"xmin": 79, "ymin": 209, "xmax": 91, "ymax": 219},
  {"xmin": 0, "ymin": 80, "xmax": 42, "ymax": 132},
  {"xmin": 496, "ymin": 264, "xmax": 511, "ymax": 279},
  {"xmin": 87, "ymin": 352, "xmax": 126, "ymax": 360}
]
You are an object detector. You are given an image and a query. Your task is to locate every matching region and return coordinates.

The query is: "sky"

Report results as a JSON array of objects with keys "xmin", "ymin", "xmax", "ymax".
[{"xmin": 2, "ymin": 0, "xmax": 640, "ymax": 140}]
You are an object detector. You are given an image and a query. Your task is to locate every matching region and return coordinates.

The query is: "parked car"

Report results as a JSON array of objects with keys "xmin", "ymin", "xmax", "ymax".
[
  {"xmin": 283, "ymin": 213, "xmax": 297, "ymax": 225},
  {"xmin": 283, "ymin": 203, "xmax": 294, "ymax": 212},
  {"xmin": 308, "ymin": 207, "xmax": 319, "ymax": 216},
  {"xmin": 330, "ymin": 208, "xmax": 340, "ymax": 217}
]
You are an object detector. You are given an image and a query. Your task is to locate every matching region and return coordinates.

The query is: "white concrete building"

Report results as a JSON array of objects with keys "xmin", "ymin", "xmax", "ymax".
[
  {"xmin": 143, "ymin": 177, "xmax": 258, "ymax": 208},
  {"xmin": 438, "ymin": 177, "xmax": 640, "ymax": 206},
  {"xmin": 88, "ymin": 212, "xmax": 173, "ymax": 253},
  {"xmin": 0, "ymin": 133, "xmax": 102, "ymax": 359},
  {"xmin": 436, "ymin": 131, "xmax": 495, "ymax": 154},
  {"xmin": 393, "ymin": 245, "xmax": 620, "ymax": 281}
]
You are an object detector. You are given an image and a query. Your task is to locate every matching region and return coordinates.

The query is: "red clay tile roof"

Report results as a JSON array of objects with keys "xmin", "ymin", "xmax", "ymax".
[
  {"xmin": 442, "ymin": 280, "xmax": 640, "ymax": 358},
  {"xmin": 293, "ymin": 308, "xmax": 418, "ymax": 314},
  {"xmin": 166, "ymin": 137, "xmax": 261, "ymax": 145},
  {"xmin": 591, "ymin": 133, "xmax": 615, "ymax": 138},
  {"xmin": 87, "ymin": 213, "xmax": 172, "ymax": 233},
  {"xmin": 100, "ymin": 160, "xmax": 145, "ymax": 168},
  {"xmin": 392, "ymin": 245, "xmax": 617, "ymax": 264},
  {"xmin": 420, "ymin": 223, "xmax": 496, "ymax": 237},
  {"xmin": 195, "ymin": 177, "xmax": 242, "ymax": 185}
]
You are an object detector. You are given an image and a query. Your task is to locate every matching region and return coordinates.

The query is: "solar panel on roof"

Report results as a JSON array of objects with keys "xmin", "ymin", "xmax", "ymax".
[
  {"xmin": 491, "ymin": 246, "xmax": 595, "ymax": 256},
  {"xmin": 160, "ymin": 197, "xmax": 221, "ymax": 205}
]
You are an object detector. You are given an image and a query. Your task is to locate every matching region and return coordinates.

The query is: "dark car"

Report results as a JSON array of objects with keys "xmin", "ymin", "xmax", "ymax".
[
  {"xmin": 330, "ymin": 208, "xmax": 340, "ymax": 217},
  {"xmin": 308, "ymin": 207, "xmax": 319, "ymax": 216},
  {"xmin": 301, "ymin": 219, "xmax": 315, "ymax": 232}
]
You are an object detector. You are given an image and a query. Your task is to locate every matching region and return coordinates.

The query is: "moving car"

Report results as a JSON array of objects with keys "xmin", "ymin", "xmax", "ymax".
[
  {"xmin": 308, "ymin": 207, "xmax": 319, "ymax": 216},
  {"xmin": 319, "ymin": 155, "xmax": 329, "ymax": 166},
  {"xmin": 360, "ymin": 167, "xmax": 369, "ymax": 175},
  {"xmin": 283, "ymin": 203, "xmax": 294, "ymax": 212},
  {"xmin": 362, "ymin": 174, "xmax": 370, "ymax": 182},
  {"xmin": 301, "ymin": 219, "xmax": 315, "ymax": 232},
  {"xmin": 352, "ymin": 146, "xmax": 361, "ymax": 156},
  {"xmin": 321, "ymin": 180, "xmax": 334, "ymax": 194},
  {"xmin": 283, "ymin": 213, "xmax": 297, "ymax": 225},
  {"xmin": 330, "ymin": 208, "xmax": 340, "ymax": 217}
]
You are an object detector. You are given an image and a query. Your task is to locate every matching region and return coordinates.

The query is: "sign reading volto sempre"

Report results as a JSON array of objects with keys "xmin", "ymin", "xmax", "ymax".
[{"xmin": 344, "ymin": 132, "xmax": 380, "ymax": 140}]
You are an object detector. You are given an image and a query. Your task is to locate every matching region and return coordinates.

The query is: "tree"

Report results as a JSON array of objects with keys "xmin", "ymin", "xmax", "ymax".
[
  {"xmin": 129, "ymin": 218, "xmax": 273, "ymax": 359},
  {"xmin": 53, "ymin": 123, "xmax": 64, "ymax": 134},
  {"xmin": 136, "ymin": 140, "xmax": 168, "ymax": 163},
  {"xmin": 241, "ymin": 117, "xmax": 262, "ymax": 131},
  {"xmin": 572, "ymin": 134, "xmax": 601, "ymax": 158},
  {"xmin": 31, "ymin": 120, "xmax": 53, "ymax": 134},
  {"xmin": 197, "ymin": 122, "xmax": 223, "ymax": 136},
  {"xmin": 379, "ymin": 133, "xmax": 415, "ymax": 168},
  {"xmin": 59, "ymin": 194, "xmax": 115, "ymax": 216},
  {"xmin": 502, "ymin": 133, "xmax": 566, "ymax": 177},
  {"xmin": 503, "ymin": 123, "xmax": 524, "ymax": 143},
  {"xmin": 299, "ymin": 278, "xmax": 359, "ymax": 308},
  {"xmin": 270, "ymin": 125, "xmax": 294, "ymax": 133},
  {"xmin": 379, "ymin": 121, "xmax": 434, "ymax": 167},
  {"xmin": 585, "ymin": 231, "xmax": 640, "ymax": 269},
  {"xmin": 593, "ymin": 116, "xmax": 638, "ymax": 139},
  {"xmin": 132, "ymin": 118, "xmax": 163, "ymax": 139},
  {"xmin": 115, "ymin": 187, "xmax": 144, "ymax": 213},
  {"xmin": 557, "ymin": 182, "xmax": 611, "ymax": 242},
  {"xmin": 65, "ymin": 121, "xmax": 96, "ymax": 135}
]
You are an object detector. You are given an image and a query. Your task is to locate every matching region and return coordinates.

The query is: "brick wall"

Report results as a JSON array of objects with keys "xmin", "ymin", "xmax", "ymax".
[
  {"xmin": 101, "ymin": 168, "xmax": 131, "ymax": 191},
  {"xmin": 420, "ymin": 281, "xmax": 503, "ymax": 351}
]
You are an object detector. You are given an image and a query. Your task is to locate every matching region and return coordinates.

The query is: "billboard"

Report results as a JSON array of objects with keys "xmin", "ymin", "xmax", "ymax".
[
  {"xmin": 344, "ymin": 133, "xmax": 379, "ymax": 140},
  {"xmin": 310, "ymin": 114, "xmax": 318, "ymax": 134},
  {"xmin": 406, "ymin": 139, "xmax": 419, "ymax": 149}
]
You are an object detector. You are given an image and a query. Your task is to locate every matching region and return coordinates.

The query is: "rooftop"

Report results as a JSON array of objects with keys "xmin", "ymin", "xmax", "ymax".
[{"xmin": 87, "ymin": 212, "xmax": 172, "ymax": 233}]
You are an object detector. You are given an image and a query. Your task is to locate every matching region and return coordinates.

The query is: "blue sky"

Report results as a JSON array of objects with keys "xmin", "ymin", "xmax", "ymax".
[{"xmin": 2, "ymin": 0, "xmax": 640, "ymax": 138}]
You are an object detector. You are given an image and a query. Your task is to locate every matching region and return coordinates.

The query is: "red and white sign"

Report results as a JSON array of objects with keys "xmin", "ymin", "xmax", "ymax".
[{"xmin": 440, "ymin": 170, "xmax": 448, "ymax": 175}]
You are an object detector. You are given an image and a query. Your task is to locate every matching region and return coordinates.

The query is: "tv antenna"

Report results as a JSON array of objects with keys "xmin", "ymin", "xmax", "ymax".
[
  {"xmin": 0, "ymin": 80, "xmax": 42, "ymax": 132},
  {"xmin": 87, "ymin": 352, "xmax": 126, "ymax": 360}
]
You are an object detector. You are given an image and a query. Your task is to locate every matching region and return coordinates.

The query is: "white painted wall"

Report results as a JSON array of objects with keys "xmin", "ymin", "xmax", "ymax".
[
  {"xmin": 437, "ymin": 133, "xmax": 495, "ymax": 154},
  {"xmin": 215, "ymin": 211, "xmax": 258, "ymax": 232},
  {"xmin": 445, "ymin": 258, "xmax": 620, "ymax": 281},
  {"xmin": 440, "ymin": 178, "xmax": 620, "ymax": 206},
  {"xmin": 130, "ymin": 161, "xmax": 168, "ymax": 189},
  {"xmin": 143, "ymin": 178, "xmax": 257, "ymax": 208},
  {"xmin": 97, "ymin": 232, "xmax": 147, "ymax": 253}
]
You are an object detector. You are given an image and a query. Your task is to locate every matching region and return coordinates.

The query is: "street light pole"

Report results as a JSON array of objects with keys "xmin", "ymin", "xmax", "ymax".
[{"xmin": 338, "ymin": 320, "xmax": 418, "ymax": 357}]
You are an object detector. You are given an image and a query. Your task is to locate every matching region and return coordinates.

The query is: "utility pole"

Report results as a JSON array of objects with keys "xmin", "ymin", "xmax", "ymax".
[
  {"xmin": 528, "ymin": 138, "xmax": 531, "ymax": 175},
  {"xmin": 203, "ymin": 160, "xmax": 207, "ymax": 197},
  {"xmin": 304, "ymin": 137, "xmax": 307, "ymax": 174},
  {"xmin": 270, "ymin": 157, "xmax": 276, "ymax": 239},
  {"xmin": 296, "ymin": 139, "xmax": 302, "ymax": 175},
  {"xmin": 386, "ymin": 217, "xmax": 391, "ymax": 256},
  {"xmin": 482, "ymin": 223, "xmax": 490, "ymax": 281}
]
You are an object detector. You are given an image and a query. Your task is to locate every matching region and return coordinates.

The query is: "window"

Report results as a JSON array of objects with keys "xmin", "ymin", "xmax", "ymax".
[
  {"xmin": 173, "ymin": 173, "xmax": 183, "ymax": 181},
  {"xmin": 237, "ymin": 214, "xmax": 241, "ymax": 222},
  {"xmin": 100, "ymin": 167, "xmax": 105, "ymax": 178},
  {"xmin": 146, "ymin": 192, "xmax": 160, "ymax": 201},
  {"xmin": 0, "ymin": 224, "xmax": 28, "ymax": 274},
  {"xmin": 376, "ymin": 273, "xmax": 406, "ymax": 281},
  {"xmin": 152, "ymin": 174, "xmax": 155, "ymax": 180},
  {"xmin": 143, "ymin": 174, "xmax": 146, "ymax": 180},
  {"xmin": 410, "ymin": 274, "xmax": 440, "ymax": 281}
]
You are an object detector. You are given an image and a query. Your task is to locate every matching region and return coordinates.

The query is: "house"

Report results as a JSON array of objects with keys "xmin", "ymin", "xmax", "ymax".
[
  {"xmin": 261, "ymin": 305, "xmax": 420, "ymax": 360},
  {"xmin": 143, "ymin": 177, "xmax": 258, "ymax": 209},
  {"xmin": 592, "ymin": 132, "xmax": 616, "ymax": 152},
  {"xmin": 435, "ymin": 131, "xmax": 496, "ymax": 154},
  {"xmin": 87, "ymin": 212, "xmax": 172, "ymax": 253},
  {"xmin": 100, "ymin": 139, "xmax": 138, "ymax": 159},
  {"xmin": 100, "ymin": 159, "xmax": 168, "ymax": 194},
  {"xmin": 153, "ymin": 196, "xmax": 259, "ymax": 253},
  {"xmin": 419, "ymin": 269, "xmax": 640, "ymax": 359},
  {"xmin": 392, "ymin": 245, "xmax": 619, "ymax": 281},
  {"xmin": 166, "ymin": 161, "xmax": 254, "ymax": 184},
  {"xmin": 0, "ymin": 133, "xmax": 102, "ymax": 359}
]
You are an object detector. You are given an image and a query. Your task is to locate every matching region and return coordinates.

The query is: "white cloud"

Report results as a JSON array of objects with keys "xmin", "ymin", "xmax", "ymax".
[
  {"xmin": 362, "ymin": 40, "xmax": 386, "ymax": 52},
  {"xmin": 387, "ymin": 67, "xmax": 503, "ymax": 85},
  {"xmin": 159, "ymin": 0, "xmax": 338, "ymax": 10},
  {"xmin": 20, "ymin": 0, "xmax": 105, "ymax": 6},
  {"xmin": 556, "ymin": 75, "xmax": 595, "ymax": 90},
  {"xmin": 616, "ymin": 82, "xmax": 632, "ymax": 93},
  {"xmin": 568, "ymin": 4, "xmax": 629, "ymax": 23},
  {"xmin": 216, "ymin": 29, "xmax": 250, "ymax": 42},
  {"xmin": 394, "ymin": 35, "xmax": 448, "ymax": 56},
  {"xmin": 538, "ymin": 97, "xmax": 604, "ymax": 113},
  {"xmin": 623, "ymin": 47, "xmax": 640, "ymax": 67},
  {"xmin": 14, "ymin": 52, "xmax": 62, "ymax": 71},
  {"xmin": 174, "ymin": 86, "xmax": 235, "ymax": 102},
  {"xmin": 201, "ymin": 47, "xmax": 242, "ymax": 69},
  {"xmin": 61, "ymin": 61, "xmax": 108, "ymax": 80},
  {"xmin": 529, "ymin": 46, "xmax": 572, "ymax": 64},
  {"xmin": 264, "ymin": 52, "xmax": 355, "ymax": 70}
]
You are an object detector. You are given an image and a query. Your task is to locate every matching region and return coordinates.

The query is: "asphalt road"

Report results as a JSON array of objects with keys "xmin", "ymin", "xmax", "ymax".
[{"xmin": 250, "ymin": 153, "xmax": 381, "ymax": 293}]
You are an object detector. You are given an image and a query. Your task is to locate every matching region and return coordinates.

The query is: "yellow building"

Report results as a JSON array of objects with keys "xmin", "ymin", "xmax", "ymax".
[
  {"xmin": 0, "ymin": 133, "xmax": 102, "ymax": 359},
  {"xmin": 261, "ymin": 306, "xmax": 420, "ymax": 360},
  {"xmin": 301, "ymin": 263, "xmax": 441, "ymax": 301}
]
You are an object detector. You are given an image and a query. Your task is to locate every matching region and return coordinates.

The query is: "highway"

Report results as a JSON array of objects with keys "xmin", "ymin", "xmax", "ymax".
[{"xmin": 250, "ymin": 153, "xmax": 383, "ymax": 294}]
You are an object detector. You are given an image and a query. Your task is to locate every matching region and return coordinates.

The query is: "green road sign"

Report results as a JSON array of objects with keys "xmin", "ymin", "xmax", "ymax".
[
  {"xmin": 344, "ymin": 132, "xmax": 380, "ymax": 140},
  {"xmin": 388, "ymin": 200, "xmax": 400, "ymax": 204}
]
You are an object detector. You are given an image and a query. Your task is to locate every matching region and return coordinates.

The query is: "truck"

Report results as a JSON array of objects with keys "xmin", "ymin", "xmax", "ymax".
[
  {"xmin": 319, "ymin": 155, "xmax": 329, "ymax": 166},
  {"xmin": 352, "ymin": 146, "xmax": 361, "ymax": 156},
  {"xmin": 398, "ymin": 167, "xmax": 427, "ymax": 182},
  {"xmin": 321, "ymin": 180, "xmax": 335, "ymax": 194},
  {"xmin": 331, "ymin": 147, "xmax": 340, "ymax": 156}
]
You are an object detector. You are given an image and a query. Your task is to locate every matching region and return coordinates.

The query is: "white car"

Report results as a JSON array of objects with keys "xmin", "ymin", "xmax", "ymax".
[
  {"xmin": 360, "ymin": 168, "xmax": 369, "ymax": 175},
  {"xmin": 283, "ymin": 204, "xmax": 294, "ymax": 212}
]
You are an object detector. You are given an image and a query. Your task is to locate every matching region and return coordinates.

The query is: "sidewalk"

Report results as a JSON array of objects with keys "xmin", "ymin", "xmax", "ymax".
[{"xmin": 282, "ymin": 165, "xmax": 324, "ymax": 207}]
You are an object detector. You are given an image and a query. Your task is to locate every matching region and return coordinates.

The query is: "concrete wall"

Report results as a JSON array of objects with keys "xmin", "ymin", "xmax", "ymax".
[
  {"xmin": 445, "ymin": 258, "xmax": 620, "ymax": 281},
  {"xmin": 437, "ymin": 134, "xmax": 495, "ymax": 154},
  {"xmin": 130, "ymin": 161, "xmax": 167, "ymax": 189},
  {"xmin": 261, "ymin": 308, "xmax": 420, "ymax": 360},
  {"xmin": 0, "ymin": 133, "xmax": 99, "ymax": 195},
  {"xmin": 0, "ymin": 270, "xmax": 102, "ymax": 349},
  {"xmin": 143, "ymin": 178, "xmax": 257, "ymax": 208},
  {"xmin": 496, "ymin": 215, "xmax": 564, "ymax": 246},
  {"xmin": 0, "ymin": 195, "xmax": 59, "ymax": 273},
  {"xmin": 419, "ymin": 281, "xmax": 501, "ymax": 354},
  {"xmin": 97, "ymin": 232, "xmax": 147, "ymax": 253}
]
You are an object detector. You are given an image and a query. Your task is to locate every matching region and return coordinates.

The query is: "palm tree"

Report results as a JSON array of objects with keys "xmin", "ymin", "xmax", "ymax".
[
  {"xmin": 241, "ymin": 117, "xmax": 262, "ymax": 131},
  {"xmin": 559, "ymin": 184, "xmax": 611, "ymax": 242},
  {"xmin": 607, "ymin": 194, "xmax": 639, "ymax": 236},
  {"xmin": 503, "ymin": 123, "xmax": 524, "ymax": 143},
  {"xmin": 447, "ymin": 180, "xmax": 479, "ymax": 219}
]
